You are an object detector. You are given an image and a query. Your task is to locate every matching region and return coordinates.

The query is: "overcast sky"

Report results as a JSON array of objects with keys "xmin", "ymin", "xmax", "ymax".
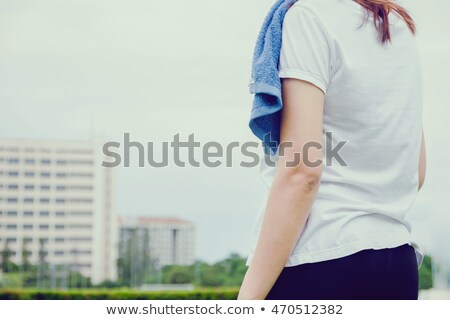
[{"xmin": 1, "ymin": 0, "xmax": 449, "ymax": 265}]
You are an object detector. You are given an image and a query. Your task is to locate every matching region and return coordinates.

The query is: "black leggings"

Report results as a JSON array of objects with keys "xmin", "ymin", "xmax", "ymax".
[{"xmin": 266, "ymin": 244, "xmax": 419, "ymax": 300}]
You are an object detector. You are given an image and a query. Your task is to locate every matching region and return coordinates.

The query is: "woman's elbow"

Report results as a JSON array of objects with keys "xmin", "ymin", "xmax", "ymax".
[
  {"xmin": 418, "ymin": 169, "xmax": 426, "ymax": 190},
  {"xmin": 418, "ymin": 151, "xmax": 426, "ymax": 190},
  {"xmin": 279, "ymin": 165, "xmax": 323, "ymax": 193},
  {"xmin": 418, "ymin": 129, "xmax": 426, "ymax": 191}
]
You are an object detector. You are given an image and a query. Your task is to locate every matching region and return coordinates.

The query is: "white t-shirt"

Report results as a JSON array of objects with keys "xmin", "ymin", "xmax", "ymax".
[{"xmin": 246, "ymin": 0, "xmax": 424, "ymax": 268}]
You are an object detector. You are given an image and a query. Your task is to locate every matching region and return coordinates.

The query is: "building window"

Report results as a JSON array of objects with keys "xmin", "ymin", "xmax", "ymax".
[
  {"xmin": 55, "ymin": 211, "xmax": 65, "ymax": 217},
  {"xmin": 70, "ymin": 149, "xmax": 93, "ymax": 155},
  {"xmin": 24, "ymin": 185, "xmax": 34, "ymax": 190},
  {"xmin": 69, "ymin": 224, "xmax": 92, "ymax": 230},
  {"xmin": 70, "ymin": 172, "xmax": 93, "ymax": 178},
  {"xmin": 69, "ymin": 185, "xmax": 93, "ymax": 191},
  {"xmin": 39, "ymin": 224, "xmax": 49, "ymax": 230},
  {"xmin": 70, "ymin": 249, "xmax": 91, "ymax": 255},
  {"xmin": 55, "ymin": 237, "xmax": 64, "ymax": 243},
  {"xmin": 39, "ymin": 211, "xmax": 50, "ymax": 217},
  {"xmin": 23, "ymin": 224, "xmax": 33, "ymax": 230},
  {"xmin": 40, "ymin": 172, "xmax": 51, "ymax": 178},
  {"xmin": 40, "ymin": 185, "xmax": 51, "ymax": 191},
  {"xmin": 7, "ymin": 184, "xmax": 18, "ymax": 190},
  {"xmin": 69, "ymin": 237, "xmax": 91, "ymax": 242},
  {"xmin": 23, "ymin": 211, "xmax": 34, "ymax": 217},
  {"xmin": 56, "ymin": 185, "xmax": 66, "ymax": 191},
  {"xmin": 40, "ymin": 198, "xmax": 50, "ymax": 204},
  {"xmin": 41, "ymin": 159, "xmax": 51, "ymax": 165},
  {"xmin": 56, "ymin": 160, "xmax": 67, "ymax": 165},
  {"xmin": 55, "ymin": 198, "xmax": 66, "ymax": 204},
  {"xmin": 7, "ymin": 197, "xmax": 18, "ymax": 203},
  {"xmin": 70, "ymin": 160, "xmax": 94, "ymax": 165},
  {"xmin": 7, "ymin": 211, "xmax": 17, "ymax": 216},
  {"xmin": 69, "ymin": 198, "xmax": 92, "ymax": 203},
  {"xmin": 56, "ymin": 172, "xmax": 66, "ymax": 178},
  {"xmin": 8, "ymin": 158, "xmax": 19, "ymax": 164},
  {"xmin": 8, "ymin": 171, "xmax": 19, "ymax": 177},
  {"xmin": 70, "ymin": 211, "xmax": 92, "ymax": 216},
  {"xmin": 55, "ymin": 224, "xmax": 65, "ymax": 230},
  {"xmin": 38, "ymin": 238, "xmax": 49, "ymax": 243},
  {"xmin": 24, "ymin": 172, "xmax": 35, "ymax": 177},
  {"xmin": 25, "ymin": 159, "xmax": 35, "ymax": 165},
  {"xmin": 24, "ymin": 198, "xmax": 34, "ymax": 203},
  {"xmin": 23, "ymin": 237, "xmax": 33, "ymax": 243},
  {"xmin": 54, "ymin": 251, "xmax": 64, "ymax": 256},
  {"xmin": 6, "ymin": 237, "xmax": 17, "ymax": 243},
  {"xmin": 6, "ymin": 224, "xmax": 17, "ymax": 230}
]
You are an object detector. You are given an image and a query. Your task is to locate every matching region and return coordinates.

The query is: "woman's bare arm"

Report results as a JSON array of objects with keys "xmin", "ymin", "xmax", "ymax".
[
  {"xmin": 418, "ymin": 128, "xmax": 426, "ymax": 190},
  {"xmin": 237, "ymin": 78, "xmax": 324, "ymax": 300}
]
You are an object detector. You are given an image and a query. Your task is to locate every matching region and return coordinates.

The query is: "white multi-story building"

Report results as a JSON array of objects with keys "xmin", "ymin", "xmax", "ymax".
[
  {"xmin": 0, "ymin": 138, "xmax": 118, "ymax": 284},
  {"xmin": 119, "ymin": 216, "xmax": 196, "ymax": 267}
]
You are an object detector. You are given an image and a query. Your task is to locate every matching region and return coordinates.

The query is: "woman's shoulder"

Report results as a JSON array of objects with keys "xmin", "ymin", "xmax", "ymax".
[
  {"xmin": 286, "ymin": 0, "xmax": 349, "ymax": 25},
  {"xmin": 285, "ymin": 0, "xmax": 362, "ymax": 33},
  {"xmin": 289, "ymin": 0, "xmax": 341, "ymax": 15}
]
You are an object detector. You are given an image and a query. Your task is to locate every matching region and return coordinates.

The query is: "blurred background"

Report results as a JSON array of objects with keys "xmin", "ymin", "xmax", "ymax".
[{"xmin": 0, "ymin": 0, "xmax": 449, "ymax": 299}]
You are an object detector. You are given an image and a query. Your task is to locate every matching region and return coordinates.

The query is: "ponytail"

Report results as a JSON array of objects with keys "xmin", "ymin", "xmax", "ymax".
[{"xmin": 354, "ymin": 0, "xmax": 416, "ymax": 43}]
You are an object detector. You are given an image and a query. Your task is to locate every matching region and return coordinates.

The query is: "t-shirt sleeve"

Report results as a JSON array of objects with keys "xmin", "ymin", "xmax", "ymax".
[{"xmin": 278, "ymin": 6, "xmax": 333, "ymax": 95}]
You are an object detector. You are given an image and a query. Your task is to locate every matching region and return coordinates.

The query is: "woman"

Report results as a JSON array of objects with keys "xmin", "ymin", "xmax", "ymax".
[{"xmin": 238, "ymin": 0, "xmax": 426, "ymax": 300}]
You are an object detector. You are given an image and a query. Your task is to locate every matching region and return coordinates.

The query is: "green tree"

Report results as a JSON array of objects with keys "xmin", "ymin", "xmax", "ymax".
[
  {"xmin": 117, "ymin": 228, "xmax": 152, "ymax": 288},
  {"xmin": 419, "ymin": 255, "xmax": 433, "ymax": 290},
  {"xmin": 199, "ymin": 262, "xmax": 227, "ymax": 287},
  {"xmin": 37, "ymin": 238, "xmax": 49, "ymax": 288},
  {"xmin": 163, "ymin": 265, "xmax": 193, "ymax": 284},
  {"xmin": 1, "ymin": 241, "xmax": 18, "ymax": 273},
  {"xmin": 220, "ymin": 253, "xmax": 247, "ymax": 286},
  {"xmin": 21, "ymin": 239, "xmax": 32, "ymax": 272}
]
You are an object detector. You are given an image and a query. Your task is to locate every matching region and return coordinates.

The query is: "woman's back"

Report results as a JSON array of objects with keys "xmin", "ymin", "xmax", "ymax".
[{"xmin": 245, "ymin": 0, "xmax": 423, "ymax": 268}]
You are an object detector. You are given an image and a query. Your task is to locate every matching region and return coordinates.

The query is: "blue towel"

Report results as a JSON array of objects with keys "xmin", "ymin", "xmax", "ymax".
[{"xmin": 248, "ymin": 0, "xmax": 298, "ymax": 155}]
